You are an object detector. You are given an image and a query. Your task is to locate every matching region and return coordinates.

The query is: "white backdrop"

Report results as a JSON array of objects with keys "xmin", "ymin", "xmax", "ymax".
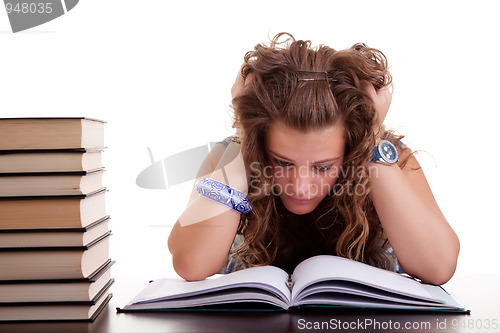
[{"xmin": 1, "ymin": 1, "xmax": 499, "ymax": 288}]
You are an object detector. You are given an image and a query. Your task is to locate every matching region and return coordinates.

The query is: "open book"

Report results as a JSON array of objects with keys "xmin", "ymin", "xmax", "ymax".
[{"xmin": 119, "ymin": 255, "xmax": 468, "ymax": 313}]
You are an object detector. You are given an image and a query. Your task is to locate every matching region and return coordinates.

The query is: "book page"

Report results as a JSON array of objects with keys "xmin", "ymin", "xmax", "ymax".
[
  {"xmin": 126, "ymin": 290, "xmax": 288, "ymax": 310},
  {"xmin": 291, "ymin": 255, "xmax": 441, "ymax": 304},
  {"xmin": 297, "ymin": 293, "xmax": 460, "ymax": 311},
  {"xmin": 128, "ymin": 265, "xmax": 291, "ymax": 306}
]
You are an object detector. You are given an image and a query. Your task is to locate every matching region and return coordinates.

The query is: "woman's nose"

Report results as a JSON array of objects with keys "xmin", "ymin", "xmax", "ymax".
[{"xmin": 291, "ymin": 169, "xmax": 313, "ymax": 197}]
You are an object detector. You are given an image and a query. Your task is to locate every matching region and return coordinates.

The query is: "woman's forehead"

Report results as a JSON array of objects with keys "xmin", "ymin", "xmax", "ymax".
[{"xmin": 265, "ymin": 122, "xmax": 345, "ymax": 162}]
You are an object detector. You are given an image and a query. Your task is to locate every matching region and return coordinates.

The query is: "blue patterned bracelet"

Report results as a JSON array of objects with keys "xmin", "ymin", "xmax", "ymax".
[{"xmin": 195, "ymin": 178, "xmax": 252, "ymax": 214}]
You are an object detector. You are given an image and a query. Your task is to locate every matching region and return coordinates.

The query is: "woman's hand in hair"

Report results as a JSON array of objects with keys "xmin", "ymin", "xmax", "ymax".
[
  {"xmin": 231, "ymin": 66, "xmax": 246, "ymax": 99},
  {"xmin": 231, "ymin": 65, "xmax": 255, "ymax": 99},
  {"xmin": 361, "ymin": 81, "xmax": 392, "ymax": 126}
]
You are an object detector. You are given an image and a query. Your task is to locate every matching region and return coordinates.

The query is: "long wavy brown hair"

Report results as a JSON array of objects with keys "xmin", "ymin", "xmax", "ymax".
[{"xmin": 231, "ymin": 32, "xmax": 405, "ymax": 273}]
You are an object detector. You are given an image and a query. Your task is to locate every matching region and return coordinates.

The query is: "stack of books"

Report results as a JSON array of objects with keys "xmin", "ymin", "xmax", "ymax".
[{"xmin": 0, "ymin": 118, "xmax": 113, "ymax": 322}]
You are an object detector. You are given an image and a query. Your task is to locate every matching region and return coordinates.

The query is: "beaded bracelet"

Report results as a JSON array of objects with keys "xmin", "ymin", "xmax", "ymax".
[{"xmin": 195, "ymin": 178, "xmax": 252, "ymax": 214}]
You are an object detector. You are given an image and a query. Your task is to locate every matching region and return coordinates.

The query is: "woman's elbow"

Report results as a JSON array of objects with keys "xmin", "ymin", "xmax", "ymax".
[
  {"xmin": 423, "ymin": 237, "xmax": 460, "ymax": 285},
  {"xmin": 423, "ymin": 262, "xmax": 457, "ymax": 285},
  {"xmin": 171, "ymin": 252, "xmax": 224, "ymax": 282}
]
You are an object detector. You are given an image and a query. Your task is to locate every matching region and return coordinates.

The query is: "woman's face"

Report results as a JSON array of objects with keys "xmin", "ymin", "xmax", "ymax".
[{"xmin": 265, "ymin": 122, "xmax": 345, "ymax": 215}]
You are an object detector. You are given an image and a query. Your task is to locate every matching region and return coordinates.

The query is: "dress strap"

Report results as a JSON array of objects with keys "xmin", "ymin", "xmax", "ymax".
[{"xmin": 217, "ymin": 135, "xmax": 241, "ymax": 147}]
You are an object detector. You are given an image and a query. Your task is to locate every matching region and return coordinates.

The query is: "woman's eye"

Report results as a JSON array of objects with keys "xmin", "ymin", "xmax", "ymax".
[
  {"xmin": 314, "ymin": 165, "xmax": 333, "ymax": 173},
  {"xmin": 273, "ymin": 158, "xmax": 292, "ymax": 167}
]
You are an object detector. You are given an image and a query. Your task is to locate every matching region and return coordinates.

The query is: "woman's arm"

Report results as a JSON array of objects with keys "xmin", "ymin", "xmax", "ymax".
[
  {"xmin": 168, "ymin": 143, "xmax": 242, "ymax": 281},
  {"xmin": 364, "ymin": 82, "xmax": 459, "ymax": 285},
  {"xmin": 168, "ymin": 211, "xmax": 240, "ymax": 282},
  {"xmin": 369, "ymin": 152, "xmax": 459, "ymax": 285},
  {"xmin": 169, "ymin": 67, "xmax": 250, "ymax": 281}
]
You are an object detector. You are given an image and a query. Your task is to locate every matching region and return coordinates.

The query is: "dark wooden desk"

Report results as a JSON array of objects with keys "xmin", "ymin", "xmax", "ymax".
[{"xmin": 0, "ymin": 273, "xmax": 498, "ymax": 333}]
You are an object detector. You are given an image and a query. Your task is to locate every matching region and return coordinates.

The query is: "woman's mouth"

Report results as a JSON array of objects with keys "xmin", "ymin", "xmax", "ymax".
[{"xmin": 286, "ymin": 196, "xmax": 313, "ymax": 205}]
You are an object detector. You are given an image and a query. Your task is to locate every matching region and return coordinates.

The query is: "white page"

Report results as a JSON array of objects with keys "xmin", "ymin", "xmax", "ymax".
[
  {"xmin": 298, "ymin": 293, "xmax": 460, "ymax": 311},
  {"xmin": 291, "ymin": 255, "xmax": 440, "ymax": 304},
  {"xmin": 129, "ymin": 265, "xmax": 291, "ymax": 305},
  {"xmin": 125, "ymin": 290, "xmax": 288, "ymax": 310},
  {"xmin": 421, "ymin": 284, "xmax": 466, "ymax": 309},
  {"xmin": 294, "ymin": 281, "xmax": 443, "ymax": 307}
]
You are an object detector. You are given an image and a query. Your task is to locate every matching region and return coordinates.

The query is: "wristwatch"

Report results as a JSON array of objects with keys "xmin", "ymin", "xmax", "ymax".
[{"xmin": 370, "ymin": 140, "xmax": 399, "ymax": 165}]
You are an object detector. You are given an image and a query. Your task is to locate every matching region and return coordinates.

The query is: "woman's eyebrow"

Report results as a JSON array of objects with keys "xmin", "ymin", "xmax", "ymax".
[
  {"xmin": 268, "ymin": 150, "xmax": 293, "ymax": 162},
  {"xmin": 312, "ymin": 157, "xmax": 341, "ymax": 164},
  {"xmin": 268, "ymin": 150, "xmax": 340, "ymax": 164}
]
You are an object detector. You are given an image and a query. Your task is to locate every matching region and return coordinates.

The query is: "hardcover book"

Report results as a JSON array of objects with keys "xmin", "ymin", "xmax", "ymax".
[
  {"xmin": 0, "ymin": 149, "xmax": 103, "ymax": 173},
  {"xmin": 0, "ymin": 117, "xmax": 105, "ymax": 150},
  {"xmin": 0, "ymin": 260, "xmax": 114, "ymax": 303},
  {"xmin": 0, "ymin": 169, "xmax": 105, "ymax": 197},
  {"xmin": 0, "ymin": 289, "xmax": 113, "ymax": 321},
  {"xmin": 119, "ymin": 255, "xmax": 469, "ymax": 313},
  {"xmin": 0, "ymin": 189, "xmax": 107, "ymax": 230},
  {"xmin": 0, "ymin": 216, "xmax": 110, "ymax": 248},
  {"xmin": 0, "ymin": 233, "xmax": 111, "ymax": 280}
]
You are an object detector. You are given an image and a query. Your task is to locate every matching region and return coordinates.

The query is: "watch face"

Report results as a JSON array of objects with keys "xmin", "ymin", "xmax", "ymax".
[{"xmin": 378, "ymin": 140, "xmax": 399, "ymax": 164}]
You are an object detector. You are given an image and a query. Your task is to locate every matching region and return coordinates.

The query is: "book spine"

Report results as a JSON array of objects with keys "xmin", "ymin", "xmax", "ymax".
[{"xmin": 287, "ymin": 274, "xmax": 294, "ymax": 291}]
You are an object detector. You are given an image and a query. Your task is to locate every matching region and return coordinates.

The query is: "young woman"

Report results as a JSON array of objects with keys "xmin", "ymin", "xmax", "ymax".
[{"xmin": 168, "ymin": 33, "xmax": 459, "ymax": 285}]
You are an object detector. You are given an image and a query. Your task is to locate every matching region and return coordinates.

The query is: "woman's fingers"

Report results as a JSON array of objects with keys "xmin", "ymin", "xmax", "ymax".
[{"xmin": 361, "ymin": 81, "xmax": 392, "ymax": 124}]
